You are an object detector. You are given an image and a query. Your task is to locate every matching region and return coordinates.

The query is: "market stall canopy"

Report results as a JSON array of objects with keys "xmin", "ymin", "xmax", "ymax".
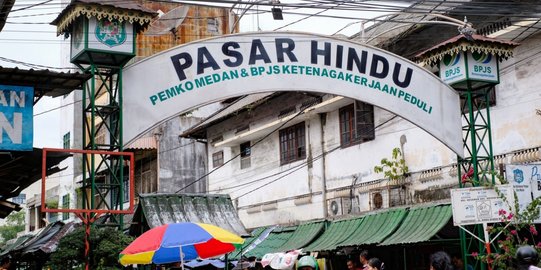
[
  {"xmin": 240, "ymin": 226, "xmax": 296, "ymax": 259},
  {"xmin": 0, "ymin": 200, "xmax": 21, "ymax": 219},
  {"xmin": 338, "ymin": 209, "xmax": 406, "ymax": 247},
  {"xmin": 303, "ymin": 218, "xmax": 362, "ymax": 252},
  {"xmin": 129, "ymin": 193, "xmax": 249, "ymax": 237},
  {"xmin": 380, "ymin": 204, "xmax": 452, "ymax": 246},
  {"xmin": 0, "ymin": 148, "xmax": 69, "ymax": 200},
  {"xmin": 0, "ymin": 66, "xmax": 91, "ymax": 102}
]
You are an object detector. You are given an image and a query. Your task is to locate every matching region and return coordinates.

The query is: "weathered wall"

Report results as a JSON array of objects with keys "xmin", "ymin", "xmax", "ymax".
[
  {"xmin": 158, "ymin": 116, "xmax": 208, "ymax": 193},
  {"xmin": 205, "ymin": 32, "xmax": 541, "ymax": 229}
]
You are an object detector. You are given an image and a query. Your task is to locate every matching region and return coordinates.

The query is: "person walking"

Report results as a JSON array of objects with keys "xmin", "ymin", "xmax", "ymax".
[
  {"xmin": 366, "ymin": 258, "xmax": 384, "ymax": 270},
  {"xmin": 516, "ymin": 245, "xmax": 541, "ymax": 270},
  {"xmin": 359, "ymin": 250, "xmax": 370, "ymax": 270},
  {"xmin": 429, "ymin": 251, "xmax": 453, "ymax": 270}
]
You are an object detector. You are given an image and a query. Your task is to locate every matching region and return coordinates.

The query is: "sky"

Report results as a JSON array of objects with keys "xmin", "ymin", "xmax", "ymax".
[{"xmin": 0, "ymin": 0, "xmax": 406, "ymax": 149}]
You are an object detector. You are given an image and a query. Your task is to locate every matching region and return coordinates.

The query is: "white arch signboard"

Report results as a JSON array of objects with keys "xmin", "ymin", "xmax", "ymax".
[{"xmin": 123, "ymin": 32, "xmax": 464, "ymax": 157}]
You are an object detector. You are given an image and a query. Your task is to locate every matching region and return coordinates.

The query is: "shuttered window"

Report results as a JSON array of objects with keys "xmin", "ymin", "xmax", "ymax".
[
  {"xmin": 339, "ymin": 101, "xmax": 375, "ymax": 148},
  {"xmin": 279, "ymin": 122, "xmax": 306, "ymax": 165}
]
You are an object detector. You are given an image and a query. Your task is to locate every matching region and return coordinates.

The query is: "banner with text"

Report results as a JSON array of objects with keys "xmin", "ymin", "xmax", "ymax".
[
  {"xmin": 0, "ymin": 84, "xmax": 33, "ymax": 151},
  {"xmin": 123, "ymin": 32, "xmax": 463, "ymax": 156}
]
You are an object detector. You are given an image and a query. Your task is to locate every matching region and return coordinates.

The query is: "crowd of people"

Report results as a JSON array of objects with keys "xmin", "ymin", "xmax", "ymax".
[{"xmin": 297, "ymin": 245, "xmax": 541, "ymax": 270}]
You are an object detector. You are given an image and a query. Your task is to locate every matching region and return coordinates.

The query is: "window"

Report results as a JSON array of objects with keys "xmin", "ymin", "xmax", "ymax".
[
  {"xmin": 123, "ymin": 174, "xmax": 130, "ymax": 203},
  {"xmin": 212, "ymin": 151, "xmax": 224, "ymax": 168},
  {"xmin": 63, "ymin": 132, "xmax": 70, "ymax": 149},
  {"xmin": 240, "ymin": 142, "xmax": 251, "ymax": 169},
  {"xmin": 62, "ymin": 194, "xmax": 70, "ymax": 220},
  {"xmin": 339, "ymin": 101, "xmax": 375, "ymax": 148},
  {"xmin": 279, "ymin": 122, "xmax": 306, "ymax": 165}
]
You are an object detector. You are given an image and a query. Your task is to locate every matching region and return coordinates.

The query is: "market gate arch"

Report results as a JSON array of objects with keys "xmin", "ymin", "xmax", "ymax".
[{"xmin": 123, "ymin": 31, "xmax": 463, "ymax": 157}]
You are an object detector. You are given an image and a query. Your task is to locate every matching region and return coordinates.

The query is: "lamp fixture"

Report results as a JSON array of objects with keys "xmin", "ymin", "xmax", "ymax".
[{"xmin": 270, "ymin": 0, "xmax": 283, "ymax": 20}]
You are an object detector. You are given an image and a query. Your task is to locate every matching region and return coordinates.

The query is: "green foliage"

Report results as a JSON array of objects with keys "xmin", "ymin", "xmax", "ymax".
[
  {"xmin": 46, "ymin": 198, "xmax": 59, "ymax": 209},
  {"xmin": 0, "ymin": 210, "xmax": 25, "ymax": 242},
  {"xmin": 373, "ymin": 147, "xmax": 409, "ymax": 180},
  {"xmin": 472, "ymin": 181, "xmax": 541, "ymax": 269},
  {"xmin": 48, "ymin": 226, "xmax": 134, "ymax": 270}
]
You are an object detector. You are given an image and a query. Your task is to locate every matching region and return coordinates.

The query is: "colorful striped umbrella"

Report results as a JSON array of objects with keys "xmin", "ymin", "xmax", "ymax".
[{"xmin": 119, "ymin": 222, "xmax": 245, "ymax": 266}]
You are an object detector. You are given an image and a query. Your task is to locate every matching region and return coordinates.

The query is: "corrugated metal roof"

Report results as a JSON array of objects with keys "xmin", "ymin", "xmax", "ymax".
[
  {"xmin": 132, "ymin": 193, "xmax": 249, "ymax": 237},
  {"xmin": 243, "ymin": 226, "xmax": 296, "ymax": 259},
  {"xmin": 339, "ymin": 208, "xmax": 407, "ymax": 247},
  {"xmin": 0, "ymin": 234, "xmax": 33, "ymax": 257},
  {"xmin": 0, "ymin": 200, "xmax": 22, "ymax": 219},
  {"xmin": 303, "ymin": 217, "xmax": 362, "ymax": 252},
  {"xmin": 275, "ymin": 221, "xmax": 325, "ymax": 252},
  {"xmin": 124, "ymin": 136, "xmax": 156, "ymax": 150},
  {"xmin": 38, "ymin": 222, "xmax": 77, "ymax": 254},
  {"xmin": 17, "ymin": 221, "xmax": 64, "ymax": 254},
  {"xmin": 0, "ymin": 66, "xmax": 91, "ymax": 99},
  {"xmin": 380, "ymin": 204, "xmax": 452, "ymax": 246}
]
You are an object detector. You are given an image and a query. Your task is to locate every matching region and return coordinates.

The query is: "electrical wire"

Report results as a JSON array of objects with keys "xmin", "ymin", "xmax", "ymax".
[
  {"xmin": 232, "ymin": 114, "xmax": 398, "ymax": 200},
  {"xmin": 174, "ymin": 108, "xmax": 306, "ymax": 194}
]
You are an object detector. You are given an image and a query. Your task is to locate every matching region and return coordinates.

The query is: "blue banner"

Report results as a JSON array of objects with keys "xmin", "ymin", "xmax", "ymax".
[{"xmin": 0, "ymin": 85, "xmax": 33, "ymax": 151}]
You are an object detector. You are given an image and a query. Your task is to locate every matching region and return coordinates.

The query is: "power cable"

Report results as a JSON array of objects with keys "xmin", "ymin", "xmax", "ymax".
[
  {"xmin": 174, "ymin": 107, "xmax": 306, "ymax": 193},
  {"xmin": 232, "ymin": 114, "xmax": 398, "ymax": 200}
]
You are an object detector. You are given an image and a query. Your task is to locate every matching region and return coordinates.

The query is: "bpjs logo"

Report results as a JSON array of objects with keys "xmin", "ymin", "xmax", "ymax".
[
  {"xmin": 442, "ymin": 53, "xmax": 461, "ymax": 78},
  {"xmin": 472, "ymin": 52, "xmax": 493, "ymax": 74}
]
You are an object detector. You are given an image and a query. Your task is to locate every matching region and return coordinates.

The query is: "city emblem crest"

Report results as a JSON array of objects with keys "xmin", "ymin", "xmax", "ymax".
[{"xmin": 95, "ymin": 19, "xmax": 126, "ymax": 47}]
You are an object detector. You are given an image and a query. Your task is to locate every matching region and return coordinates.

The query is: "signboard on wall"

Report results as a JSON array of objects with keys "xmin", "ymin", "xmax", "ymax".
[
  {"xmin": 0, "ymin": 85, "xmax": 33, "ymax": 151},
  {"xmin": 123, "ymin": 32, "xmax": 464, "ymax": 157},
  {"xmin": 451, "ymin": 185, "xmax": 515, "ymax": 226},
  {"xmin": 506, "ymin": 164, "xmax": 541, "ymax": 223}
]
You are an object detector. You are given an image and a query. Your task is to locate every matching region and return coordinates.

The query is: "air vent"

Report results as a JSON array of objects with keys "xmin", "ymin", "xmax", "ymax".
[
  {"xmin": 278, "ymin": 107, "xmax": 296, "ymax": 118},
  {"xmin": 477, "ymin": 18, "xmax": 512, "ymax": 36},
  {"xmin": 300, "ymin": 96, "xmax": 323, "ymax": 111}
]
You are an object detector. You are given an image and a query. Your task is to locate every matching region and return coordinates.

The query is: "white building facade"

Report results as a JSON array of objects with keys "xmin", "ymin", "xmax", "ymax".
[{"xmin": 184, "ymin": 29, "xmax": 541, "ymax": 229}]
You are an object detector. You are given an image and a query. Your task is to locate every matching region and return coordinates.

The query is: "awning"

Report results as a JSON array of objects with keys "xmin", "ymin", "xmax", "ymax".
[
  {"xmin": 17, "ymin": 221, "xmax": 64, "ymax": 255},
  {"xmin": 124, "ymin": 136, "xmax": 156, "ymax": 150},
  {"xmin": 0, "ymin": 148, "xmax": 69, "ymax": 200},
  {"xmin": 36, "ymin": 222, "xmax": 77, "ymax": 254},
  {"xmin": 274, "ymin": 221, "xmax": 325, "ymax": 252},
  {"xmin": 242, "ymin": 226, "xmax": 296, "ymax": 259},
  {"xmin": 129, "ymin": 193, "xmax": 249, "ymax": 237},
  {"xmin": 339, "ymin": 208, "xmax": 407, "ymax": 247},
  {"xmin": 0, "ymin": 200, "xmax": 22, "ymax": 219},
  {"xmin": 303, "ymin": 217, "xmax": 362, "ymax": 252},
  {"xmin": 229, "ymin": 227, "xmax": 273, "ymax": 260},
  {"xmin": 0, "ymin": 66, "xmax": 91, "ymax": 100},
  {"xmin": 380, "ymin": 204, "xmax": 452, "ymax": 246},
  {"xmin": 0, "ymin": 234, "xmax": 33, "ymax": 258}
]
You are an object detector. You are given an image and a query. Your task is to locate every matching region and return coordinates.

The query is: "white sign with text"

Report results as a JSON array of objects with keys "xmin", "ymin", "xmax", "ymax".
[{"xmin": 123, "ymin": 32, "xmax": 463, "ymax": 157}]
